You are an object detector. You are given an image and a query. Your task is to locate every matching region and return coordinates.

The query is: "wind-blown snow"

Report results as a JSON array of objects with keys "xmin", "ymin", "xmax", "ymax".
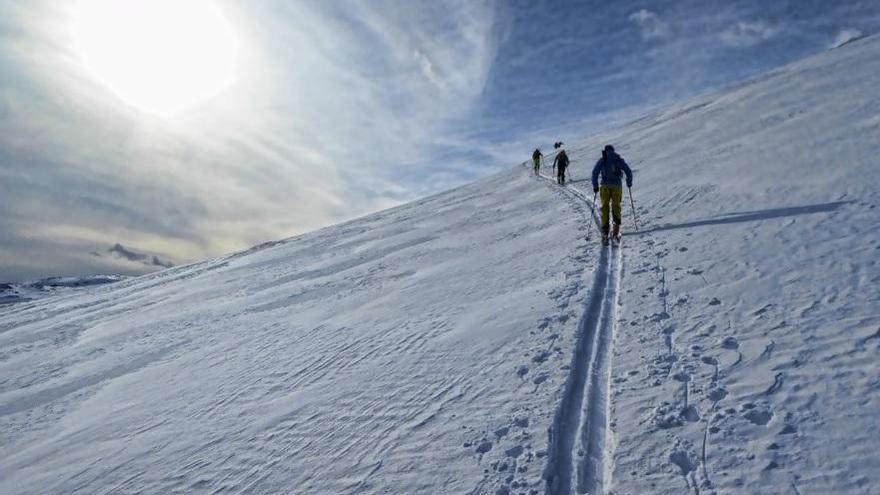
[
  {"xmin": 2, "ymin": 35, "xmax": 879, "ymax": 495},
  {"xmin": 0, "ymin": 275, "xmax": 126, "ymax": 305},
  {"xmin": 1, "ymin": 170, "xmax": 597, "ymax": 494}
]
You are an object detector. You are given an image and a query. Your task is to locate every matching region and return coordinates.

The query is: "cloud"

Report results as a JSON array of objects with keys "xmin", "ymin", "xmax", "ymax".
[
  {"xmin": 107, "ymin": 243, "xmax": 175, "ymax": 268},
  {"xmin": 0, "ymin": 0, "xmax": 504, "ymax": 281},
  {"xmin": 720, "ymin": 20, "xmax": 779, "ymax": 47},
  {"xmin": 629, "ymin": 9, "xmax": 671, "ymax": 40},
  {"xmin": 830, "ymin": 29, "xmax": 863, "ymax": 48},
  {"xmin": 4, "ymin": 0, "xmax": 880, "ymax": 283}
]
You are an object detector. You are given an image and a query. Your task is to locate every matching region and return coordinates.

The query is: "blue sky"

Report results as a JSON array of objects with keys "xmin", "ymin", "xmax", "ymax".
[{"xmin": 1, "ymin": 0, "xmax": 878, "ymax": 281}]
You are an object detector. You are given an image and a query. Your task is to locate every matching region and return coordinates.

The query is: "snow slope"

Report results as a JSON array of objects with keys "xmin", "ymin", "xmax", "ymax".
[
  {"xmin": 1, "ymin": 170, "xmax": 599, "ymax": 494},
  {"xmin": 2, "ymin": 35, "xmax": 879, "ymax": 495},
  {"xmin": 0, "ymin": 276, "xmax": 126, "ymax": 305},
  {"xmin": 551, "ymin": 35, "xmax": 880, "ymax": 494}
]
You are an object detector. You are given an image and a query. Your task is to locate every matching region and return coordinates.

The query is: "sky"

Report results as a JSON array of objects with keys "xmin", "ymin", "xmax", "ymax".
[{"xmin": 1, "ymin": 0, "xmax": 878, "ymax": 282}]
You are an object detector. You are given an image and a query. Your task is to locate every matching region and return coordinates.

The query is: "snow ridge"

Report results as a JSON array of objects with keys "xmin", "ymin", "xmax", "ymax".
[{"xmin": 539, "ymin": 173, "xmax": 622, "ymax": 495}]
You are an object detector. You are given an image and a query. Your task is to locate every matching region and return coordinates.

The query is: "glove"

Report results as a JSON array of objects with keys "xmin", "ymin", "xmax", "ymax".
[
  {"xmin": 593, "ymin": 187, "xmax": 599, "ymax": 194},
  {"xmin": 626, "ymin": 181, "xmax": 633, "ymax": 188}
]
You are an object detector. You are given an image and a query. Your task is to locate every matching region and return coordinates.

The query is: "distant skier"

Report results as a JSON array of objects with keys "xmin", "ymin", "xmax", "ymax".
[
  {"xmin": 592, "ymin": 145, "xmax": 633, "ymax": 245},
  {"xmin": 532, "ymin": 148, "xmax": 543, "ymax": 175},
  {"xmin": 554, "ymin": 148, "xmax": 570, "ymax": 185}
]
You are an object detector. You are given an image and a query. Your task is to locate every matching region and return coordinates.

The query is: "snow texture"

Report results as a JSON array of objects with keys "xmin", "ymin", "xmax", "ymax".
[
  {"xmin": 2, "ymin": 34, "xmax": 880, "ymax": 495},
  {"xmin": 0, "ymin": 276, "xmax": 126, "ymax": 305}
]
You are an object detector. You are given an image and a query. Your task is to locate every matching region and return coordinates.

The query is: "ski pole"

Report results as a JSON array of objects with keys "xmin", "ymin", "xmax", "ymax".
[
  {"xmin": 627, "ymin": 186, "xmax": 639, "ymax": 231},
  {"xmin": 586, "ymin": 190, "xmax": 598, "ymax": 239}
]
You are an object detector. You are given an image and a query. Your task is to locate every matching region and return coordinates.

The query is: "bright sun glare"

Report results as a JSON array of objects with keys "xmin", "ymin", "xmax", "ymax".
[{"xmin": 70, "ymin": 0, "xmax": 239, "ymax": 116}]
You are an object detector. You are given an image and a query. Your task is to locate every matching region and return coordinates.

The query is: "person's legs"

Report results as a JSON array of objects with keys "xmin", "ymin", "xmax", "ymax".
[
  {"xmin": 533, "ymin": 158, "xmax": 540, "ymax": 175},
  {"xmin": 611, "ymin": 186, "xmax": 623, "ymax": 226},
  {"xmin": 610, "ymin": 186, "xmax": 623, "ymax": 238},
  {"xmin": 599, "ymin": 186, "xmax": 612, "ymax": 235}
]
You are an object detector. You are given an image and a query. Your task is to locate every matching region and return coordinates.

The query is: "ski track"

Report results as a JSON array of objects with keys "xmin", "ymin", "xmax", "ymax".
[{"xmin": 537, "ymin": 171, "xmax": 623, "ymax": 495}]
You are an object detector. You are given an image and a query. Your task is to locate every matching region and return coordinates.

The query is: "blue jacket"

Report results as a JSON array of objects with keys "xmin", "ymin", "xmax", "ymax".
[{"xmin": 592, "ymin": 151, "xmax": 633, "ymax": 189}]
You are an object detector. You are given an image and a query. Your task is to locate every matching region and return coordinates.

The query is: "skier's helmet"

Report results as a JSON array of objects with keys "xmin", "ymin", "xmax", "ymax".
[{"xmin": 602, "ymin": 144, "xmax": 615, "ymax": 158}]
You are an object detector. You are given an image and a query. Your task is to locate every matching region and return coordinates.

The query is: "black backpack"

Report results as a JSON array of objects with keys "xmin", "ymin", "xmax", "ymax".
[
  {"xmin": 603, "ymin": 152, "xmax": 621, "ymax": 178},
  {"xmin": 558, "ymin": 151, "xmax": 569, "ymax": 167}
]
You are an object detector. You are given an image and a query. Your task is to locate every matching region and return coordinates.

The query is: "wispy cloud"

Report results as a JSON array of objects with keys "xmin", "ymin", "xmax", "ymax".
[
  {"xmin": 104, "ymin": 243, "xmax": 174, "ymax": 268},
  {"xmin": 0, "ymin": 0, "xmax": 504, "ymax": 280},
  {"xmin": 629, "ymin": 9, "xmax": 671, "ymax": 40},
  {"xmin": 720, "ymin": 20, "xmax": 779, "ymax": 47},
  {"xmin": 3, "ymin": 0, "xmax": 880, "ymax": 282}
]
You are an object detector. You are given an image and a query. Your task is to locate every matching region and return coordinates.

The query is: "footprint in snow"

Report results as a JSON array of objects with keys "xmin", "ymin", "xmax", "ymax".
[
  {"xmin": 721, "ymin": 336, "xmax": 739, "ymax": 350},
  {"xmin": 476, "ymin": 441, "xmax": 493, "ymax": 454},
  {"xmin": 740, "ymin": 402, "xmax": 773, "ymax": 425},
  {"xmin": 682, "ymin": 405, "xmax": 701, "ymax": 422},
  {"xmin": 672, "ymin": 371, "xmax": 690, "ymax": 382},
  {"xmin": 780, "ymin": 423, "xmax": 798, "ymax": 435},
  {"xmin": 647, "ymin": 312, "xmax": 671, "ymax": 322},
  {"xmin": 505, "ymin": 445, "xmax": 524, "ymax": 458},
  {"xmin": 744, "ymin": 409, "xmax": 773, "ymax": 426},
  {"xmin": 669, "ymin": 448, "xmax": 698, "ymax": 477},
  {"xmin": 707, "ymin": 387, "xmax": 728, "ymax": 401},
  {"xmin": 653, "ymin": 402, "xmax": 684, "ymax": 429},
  {"xmin": 531, "ymin": 350, "xmax": 550, "ymax": 363}
]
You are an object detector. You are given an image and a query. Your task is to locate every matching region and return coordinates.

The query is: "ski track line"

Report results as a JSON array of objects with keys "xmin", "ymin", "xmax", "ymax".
[{"xmin": 535, "ymin": 169, "xmax": 623, "ymax": 495}]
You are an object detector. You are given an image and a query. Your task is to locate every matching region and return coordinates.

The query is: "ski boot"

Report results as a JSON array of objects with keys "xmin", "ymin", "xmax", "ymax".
[
  {"xmin": 612, "ymin": 224, "xmax": 621, "ymax": 246},
  {"xmin": 601, "ymin": 226, "xmax": 610, "ymax": 246}
]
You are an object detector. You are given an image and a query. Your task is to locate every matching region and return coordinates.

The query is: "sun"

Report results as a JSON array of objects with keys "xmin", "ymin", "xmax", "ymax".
[{"xmin": 70, "ymin": 0, "xmax": 239, "ymax": 116}]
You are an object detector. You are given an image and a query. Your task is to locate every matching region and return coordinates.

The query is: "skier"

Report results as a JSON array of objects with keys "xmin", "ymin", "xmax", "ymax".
[
  {"xmin": 591, "ymin": 145, "xmax": 633, "ymax": 246},
  {"xmin": 554, "ymin": 148, "xmax": 570, "ymax": 185},
  {"xmin": 532, "ymin": 148, "xmax": 543, "ymax": 175}
]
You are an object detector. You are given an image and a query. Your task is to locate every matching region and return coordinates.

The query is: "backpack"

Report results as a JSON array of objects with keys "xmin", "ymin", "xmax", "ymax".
[
  {"xmin": 603, "ymin": 152, "xmax": 621, "ymax": 178},
  {"xmin": 558, "ymin": 151, "xmax": 569, "ymax": 167}
]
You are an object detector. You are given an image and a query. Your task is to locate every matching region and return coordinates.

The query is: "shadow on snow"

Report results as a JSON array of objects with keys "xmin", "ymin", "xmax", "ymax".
[{"xmin": 630, "ymin": 201, "xmax": 849, "ymax": 235}]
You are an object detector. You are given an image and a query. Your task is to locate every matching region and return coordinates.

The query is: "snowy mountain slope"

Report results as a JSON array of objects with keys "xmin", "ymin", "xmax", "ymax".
[
  {"xmin": 0, "ymin": 276, "xmax": 126, "ymax": 305},
  {"xmin": 1, "ymin": 170, "xmax": 601, "ymax": 494},
  {"xmin": 1, "ymin": 34, "xmax": 879, "ymax": 495},
  {"xmin": 549, "ymin": 35, "xmax": 880, "ymax": 494}
]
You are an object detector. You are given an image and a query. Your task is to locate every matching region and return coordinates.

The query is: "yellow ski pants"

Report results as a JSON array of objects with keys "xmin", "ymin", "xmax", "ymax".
[{"xmin": 599, "ymin": 185, "xmax": 623, "ymax": 233}]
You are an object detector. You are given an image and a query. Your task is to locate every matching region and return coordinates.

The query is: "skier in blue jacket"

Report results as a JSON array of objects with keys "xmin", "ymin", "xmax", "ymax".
[{"xmin": 592, "ymin": 145, "xmax": 633, "ymax": 245}]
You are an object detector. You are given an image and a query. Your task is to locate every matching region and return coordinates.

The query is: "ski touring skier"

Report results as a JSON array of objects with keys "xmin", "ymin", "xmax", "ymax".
[
  {"xmin": 592, "ymin": 144, "xmax": 633, "ymax": 246},
  {"xmin": 532, "ymin": 148, "xmax": 543, "ymax": 175},
  {"xmin": 554, "ymin": 148, "xmax": 570, "ymax": 185}
]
